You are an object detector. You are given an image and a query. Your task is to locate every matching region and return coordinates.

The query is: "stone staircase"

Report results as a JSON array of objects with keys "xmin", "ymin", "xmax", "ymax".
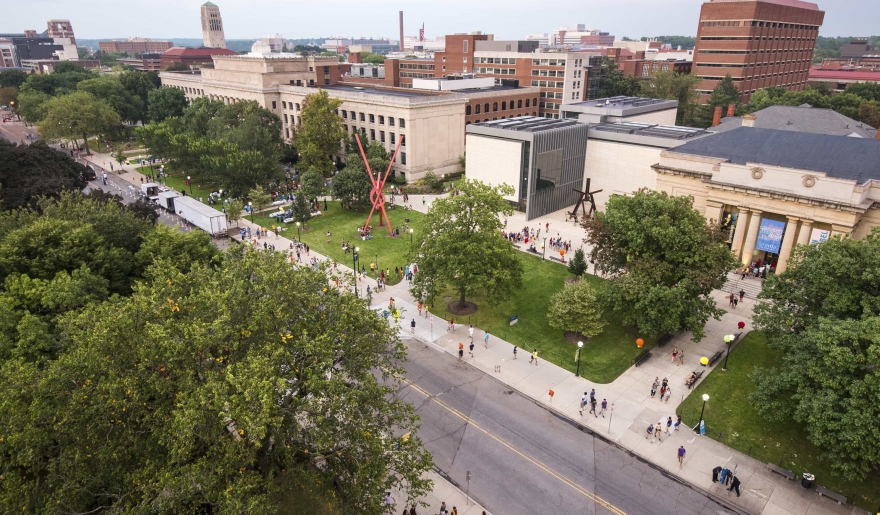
[{"xmin": 721, "ymin": 271, "xmax": 764, "ymax": 299}]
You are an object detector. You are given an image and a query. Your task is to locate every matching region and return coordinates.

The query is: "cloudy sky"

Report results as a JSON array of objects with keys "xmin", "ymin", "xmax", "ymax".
[{"xmin": 7, "ymin": 0, "xmax": 878, "ymax": 40}]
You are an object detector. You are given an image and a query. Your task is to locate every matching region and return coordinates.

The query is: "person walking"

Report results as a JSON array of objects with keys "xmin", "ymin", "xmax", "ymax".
[
  {"xmin": 468, "ymin": 325, "xmax": 474, "ymax": 343},
  {"xmin": 438, "ymin": 502, "xmax": 448, "ymax": 515},
  {"xmin": 677, "ymin": 446, "xmax": 686, "ymax": 467},
  {"xmin": 599, "ymin": 399, "xmax": 607, "ymax": 417},
  {"xmin": 664, "ymin": 387, "xmax": 672, "ymax": 404},
  {"xmin": 579, "ymin": 392, "xmax": 588, "ymax": 416},
  {"xmin": 421, "ymin": 196, "xmax": 426, "ymax": 206},
  {"xmin": 712, "ymin": 466, "xmax": 722, "ymax": 483},
  {"xmin": 650, "ymin": 377, "xmax": 659, "ymax": 398},
  {"xmin": 384, "ymin": 492, "xmax": 396, "ymax": 513},
  {"xmin": 728, "ymin": 475, "xmax": 741, "ymax": 496},
  {"xmin": 654, "ymin": 421, "xmax": 663, "ymax": 441},
  {"xmin": 671, "ymin": 347, "xmax": 678, "ymax": 364},
  {"xmin": 469, "ymin": 341, "xmax": 474, "ymax": 358},
  {"xmin": 589, "ymin": 397, "xmax": 598, "ymax": 417},
  {"xmin": 512, "ymin": 346, "xmax": 517, "ymax": 360},
  {"xmin": 739, "ymin": 289, "xmax": 745, "ymax": 303},
  {"xmin": 484, "ymin": 332, "xmax": 490, "ymax": 348},
  {"xmin": 646, "ymin": 423, "xmax": 655, "ymax": 441},
  {"xmin": 733, "ymin": 297, "xmax": 738, "ymax": 309},
  {"xmin": 530, "ymin": 349, "xmax": 538, "ymax": 365},
  {"xmin": 728, "ymin": 293, "xmax": 735, "ymax": 307},
  {"xmin": 677, "ymin": 350, "xmax": 685, "ymax": 365},
  {"xmin": 410, "ymin": 319, "xmax": 416, "ymax": 334},
  {"xmin": 674, "ymin": 414, "xmax": 682, "ymax": 432},
  {"xmin": 458, "ymin": 343, "xmax": 464, "ymax": 362},
  {"xmin": 666, "ymin": 416, "xmax": 673, "ymax": 434}
]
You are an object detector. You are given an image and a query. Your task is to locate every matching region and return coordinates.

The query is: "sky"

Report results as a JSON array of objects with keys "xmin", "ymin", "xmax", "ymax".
[{"xmin": 6, "ymin": 0, "xmax": 879, "ymax": 41}]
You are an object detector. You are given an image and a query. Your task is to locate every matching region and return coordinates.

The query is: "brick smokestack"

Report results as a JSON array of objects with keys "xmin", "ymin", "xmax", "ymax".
[
  {"xmin": 712, "ymin": 106, "xmax": 723, "ymax": 127},
  {"xmin": 727, "ymin": 104, "xmax": 736, "ymax": 117},
  {"xmin": 399, "ymin": 11, "xmax": 404, "ymax": 51}
]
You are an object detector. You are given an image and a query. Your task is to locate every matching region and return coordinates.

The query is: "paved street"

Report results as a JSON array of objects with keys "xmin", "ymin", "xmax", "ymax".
[{"xmin": 399, "ymin": 337, "xmax": 738, "ymax": 515}]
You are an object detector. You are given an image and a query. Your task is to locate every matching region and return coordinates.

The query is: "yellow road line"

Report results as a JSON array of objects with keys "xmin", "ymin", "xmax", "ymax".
[{"xmin": 404, "ymin": 379, "xmax": 628, "ymax": 515}]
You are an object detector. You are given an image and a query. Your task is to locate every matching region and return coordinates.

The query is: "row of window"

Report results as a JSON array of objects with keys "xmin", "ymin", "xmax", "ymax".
[
  {"xmin": 465, "ymin": 98, "xmax": 537, "ymax": 115},
  {"xmin": 540, "ymin": 91, "xmax": 563, "ymax": 99},
  {"xmin": 465, "ymin": 113, "xmax": 538, "ymax": 125},
  {"xmin": 344, "ymin": 126, "xmax": 407, "ymax": 164},
  {"xmin": 697, "ymin": 81, "xmax": 807, "ymax": 95},
  {"xmin": 475, "ymin": 57, "xmax": 518, "ymax": 65},
  {"xmin": 701, "ymin": 21, "xmax": 818, "ymax": 29},
  {"xmin": 530, "ymin": 58, "xmax": 567, "ymax": 66},
  {"xmin": 539, "ymin": 102, "xmax": 560, "ymax": 110},
  {"xmin": 476, "ymin": 68, "xmax": 517, "ymax": 75},
  {"xmin": 640, "ymin": 63, "xmax": 673, "ymax": 77},
  {"xmin": 401, "ymin": 72, "xmax": 433, "ymax": 78},
  {"xmin": 176, "ymin": 86, "xmax": 205, "ymax": 95},
  {"xmin": 700, "ymin": 36, "xmax": 818, "ymax": 41},
  {"xmin": 697, "ymin": 71, "xmax": 807, "ymax": 81},
  {"xmin": 282, "ymin": 101, "xmax": 300, "ymax": 111},
  {"xmin": 698, "ymin": 49, "xmax": 814, "ymax": 55},
  {"xmin": 530, "ymin": 80, "xmax": 566, "ymax": 88},
  {"xmin": 531, "ymin": 69, "xmax": 564, "ymax": 77},
  {"xmin": 341, "ymin": 110, "xmax": 406, "ymax": 128},
  {"xmin": 697, "ymin": 59, "xmax": 812, "ymax": 67},
  {"xmin": 399, "ymin": 63, "xmax": 434, "ymax": 70}
]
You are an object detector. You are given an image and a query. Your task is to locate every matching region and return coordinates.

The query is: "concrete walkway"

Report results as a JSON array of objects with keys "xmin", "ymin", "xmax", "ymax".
[{"xmin": 83, "ymin": 162, "xmax": 865, "ymax": 515}]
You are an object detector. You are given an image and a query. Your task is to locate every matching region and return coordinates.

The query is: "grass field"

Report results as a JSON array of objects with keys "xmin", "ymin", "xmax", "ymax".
[
  {"xmin": 250, "ymin": 201, "xmax": 422, "ymax": 286},
  {"xmin": 137, "ymin": 167, "xmax": 218, "ymax": 202},
  {"xmin": 438, "ymin": 254, "xmax": 653, "ymax": 384},
  {"xmin": 677, "ymin": 332, "xmax": 880, "ymax": 511}
]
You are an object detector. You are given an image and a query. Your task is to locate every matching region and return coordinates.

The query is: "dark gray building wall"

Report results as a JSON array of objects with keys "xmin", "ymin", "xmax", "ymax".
[{"xmin": 526, "ymin": 123, "xmax": 589, "ymax": 220}]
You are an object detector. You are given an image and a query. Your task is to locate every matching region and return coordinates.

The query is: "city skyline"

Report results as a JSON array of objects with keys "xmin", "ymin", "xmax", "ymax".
[{"xmin": 5, "ymin": 0, "xmax": 879, "ymax": 42}]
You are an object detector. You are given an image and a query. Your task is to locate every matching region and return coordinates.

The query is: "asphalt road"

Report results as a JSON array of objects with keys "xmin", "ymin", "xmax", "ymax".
[{"xmin": 399, "ymin": 338, "xmax": 737, "ymax": 515}]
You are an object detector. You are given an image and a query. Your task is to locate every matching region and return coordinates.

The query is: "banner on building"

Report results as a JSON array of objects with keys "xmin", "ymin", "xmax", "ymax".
[
  {"xmin": 755, "ymin": 219, "xmax": 786, "ymax": 254},
  {"xmin": 810, "ymin": 228, "xmax": 831, "ymax": 245}
]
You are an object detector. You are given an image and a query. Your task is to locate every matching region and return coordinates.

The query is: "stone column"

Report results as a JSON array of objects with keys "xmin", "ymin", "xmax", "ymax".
[
  {"xmin": 730, "ymin": 208, "xmax": 750, "ymax": 260},
  {"xmin": 740, "ymin": 209, "xmax": 763, "ymax": 266},
  {"xmin": 775, "ymin": 217, "xmax": 800, "ymax": 274},
  {"xmin": 704, "ymin": 200, "xmax": 725, "ymax": 225},
  {"xmin": 797, "ymin": 220, "xmax": 813, "ymax": 246}
]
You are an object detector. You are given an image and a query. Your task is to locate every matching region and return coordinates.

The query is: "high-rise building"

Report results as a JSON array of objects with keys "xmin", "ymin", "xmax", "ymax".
[
  {"xmin": 46, "ymin": 19, "xmax": 75, "ymax": 45},
  {"xmin": 200, "ymin": 2, "xmax": 226, "ymax": 49},
  {"xmin": 692, "ymin": 0, "xmax": 824, "ymax": 102}
]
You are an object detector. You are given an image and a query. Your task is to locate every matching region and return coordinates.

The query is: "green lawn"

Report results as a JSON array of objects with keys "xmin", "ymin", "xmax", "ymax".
[
  {"xmin": 678, "ymin": 332, "xmax": 880, "ymax": 511},
  {"xmin": 250, "ymin": 201, "xmax": 423, "ymax": 286},
  {"xmin": 87, "ymin": 136, "xmax": 144, "ymax": 152},
  {"xmin": 137, "ymin": 167, "xmax": 217, "ymax": 202},
  {"xmin": 439, "ymin": 255, "xmax": 653, "ymax": 384}
]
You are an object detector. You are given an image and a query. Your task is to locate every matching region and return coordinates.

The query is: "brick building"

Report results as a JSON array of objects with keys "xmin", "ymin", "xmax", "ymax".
[
  {"xmin": 623, "ymin": 59, "xmax": 693, "ymax": 79},
  {"xmin": 692, "ymin": 0, "xmax": 825, "ymax": 102},
  {"xmin": 159, "ymin": 47, "xmax": 237, "ymax": 69},
  {"xmin": 116, "ymin": 53, "xmax": 163, "ymax": 71},
  {"xmin": 100, "ymin": 38, "xmax": 174, "ymax": 54}
]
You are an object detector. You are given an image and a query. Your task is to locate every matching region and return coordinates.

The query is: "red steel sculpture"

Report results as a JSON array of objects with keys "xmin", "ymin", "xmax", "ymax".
[{"xmin": 355, "ymin": 133, "xmax": 405, "ymax": 236}]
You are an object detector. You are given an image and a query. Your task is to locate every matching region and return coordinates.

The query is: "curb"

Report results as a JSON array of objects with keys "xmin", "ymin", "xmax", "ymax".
[
  {"xmin": 407, "ymin": 334, "xmax": 753, "ymax": 515},
  {"xmin": 430, "ymin": 466, "xmax": 492, "ymax": 515}
]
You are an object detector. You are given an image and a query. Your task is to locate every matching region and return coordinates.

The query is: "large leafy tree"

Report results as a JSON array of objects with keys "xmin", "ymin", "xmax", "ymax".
[
  {"xmin": 37, "ymin": 92, "xmax": 121, "ymax": 154},
  {"xmin": 146, "ymin": 85, "xmax": 188, "ymax": 123},
  {"xmin": 77, "ymin": 76, "xmax": 145, "ymax": 124},
  {"xmin": 0, "ymin": 69, "xmax": 28, "ymax": 89},
  {"xmin": 297, "ymin": 89, "xmax": 345, "ymax": 177},
  {"xmin": 584, "ymin": 190, "xmax": 736, "ymax": 340},
  {"xmin": 332, "ymin": 163, "xmax": 372, "ymax": 209},
  {"xmin": 693, "ymin": 74, "xmax": 741, "ymax": 128},
  {"xmin": 751, "ymin": 231, "xmax": 880, "ymax": 480},
  {"xmin": 547, "ymin": 280, "xmax": 605, "ymax": 339},
  {"xmin": 597, "ymin": 56, "xmax": 641, "ymax": 98},
  {"xmin": 0, "ymin": 140, "xmax": 87, "ymax": 211},
  {"xmin": 412, "ymin": 179, "xmax": 523, "ymax": 308},
  {"xmin": 639, "ymin": 70, "xmax": 702, "ymax": 125},
  {"xmin": 0, "ymin": 250, "xmax": 433, "ymax": 514},
  {"xmin": 117, "ymin": 70, "xmax": 158, "ymax": 115}
]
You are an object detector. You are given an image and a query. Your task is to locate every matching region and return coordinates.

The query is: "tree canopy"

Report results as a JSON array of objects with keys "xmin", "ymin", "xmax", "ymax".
[
  {"xmin": 296, "ymin": 90, "xmax": 345, "ymax": 177},
  {"xmin": 412, "ymin": 179, "xmax": 523, "ymax": 308},
  {"xmin": 37, "ymin": 91, "xmax": 121, "ymax": 154},
  {"xmin": 332, "ymin": 162, "xmax": 372, "ymax": 210},
  {"xmin": 77, "ymin": 75, "xmax": 145, "ymax": 124},
  {"xmin": 547, "ymin": 280, "xmax": 605, "ymax": 339},
  {"xmin": 596, "ymin": 57, "xmax": 642, "ymax": 98},
  {"xmin": 584, "ymin": 190, "xmax": 736, "ymax": 340},
  {"xmin": 0, "ymin": 140, "xmax": 88, "ymax": 211},
  {"xmin": 0, "ymin": 69, "xmax": 28, "ymax": 89},
  {"xmin": 739, "ymin": 83, "xmax": 880, "ymax": 127},
  {"xmin": 751, "ymin": 230, "xmax": 880, "ymax": 480},
  {"xmin": 693, "ymin": 74, "xmax": 741, "ymax": 128},
  {"xmin": 639, "ymin": 70, "xmax": 702, "ymax": 126}
]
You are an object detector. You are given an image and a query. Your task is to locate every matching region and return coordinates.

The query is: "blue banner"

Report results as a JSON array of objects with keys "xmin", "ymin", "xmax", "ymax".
[{"xmin": 755, "ymin": 219, "xmax": 786, "ymax": 254}]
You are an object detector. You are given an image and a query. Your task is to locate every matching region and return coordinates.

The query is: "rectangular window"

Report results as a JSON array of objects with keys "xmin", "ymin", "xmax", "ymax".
[
  {"xmin": 296, "ymin": 103, "xmax": 301, "ymax": 111},
  {"xmin": 541, "ymin": 59, "xmax": 548, "ymax": 65},
  {"xmin": 389, "ymin": 117, "xmax": 395, "ymax": 127},
  {"xmin": 484, "ymin": 103, "xmax": 489, "ymax": 113},
  {"xmin": 501, "ymin": 101, "xmax": 507, "ymax": 111},
  {"xmin": 324, "ymin": 79, "xmax": 330, "ymax": 85},
  {"xmin": 284, "ymin": 113, "xmax": 288, "ymax": 122},
  {"xmin": 525, "ymin": 98, "xmax": 530, "ymax": 107},
  {"xmin": 380, "ymin": 131, "xmax": 385, "ymax": 142},
  {"xmin": 531, "ymin": 80, "xmax": 539, "ymax": 86},
  {"xmin": 309, "ymin": 79, "xmax": 314, "ymax": 86},
  {"xmin": 493, "ymin": 102, "xmax": 498, "ymax": 112},
  {"xmin": 282, "ymin": 101, "xmax": 287, "ymax": 108},
  {"xmin": 399, "ymin": 118, "xmax": 405, "ymax": 128},
  {"xmin": 475, "ymin": 104, "xmax": 481, "ymax": 114},
  {"xmin": 539, "ymin": 80, "xmax": 547, "ymax": 87},
  {"xmin": 540, "ymin": 70, "xmax": 548, "ymax": 77},
  {"xmin": 370, "ymin": 129, "xmax": 375, "ymax": 140},
  {"xmin": 466, "ymin": 105, "xmax": 472, "ymax": 115},
  {"xmin": 463, "ymin": 40, "xmax": 468, "ymax": 53},
  {"xmin": 532, "ymin": 70, "xmax": 539, "ymax": 76},
  {"xmin": 343, "ymin": 124, "xmax": 348, "ymax": 131},
  {"xmin": 549, "ymin": 59, "xmax": 557, "ymax": 66},
  {"xmin": 401, "ymin": 152, "xmax": 406, "ymax": 165},
  {"xmin": 272, "ymin": 101, "xmax": 277, "ymax": 109},
  {"xmin": 390, "ymin": 133, "xmax": 396, "ymax": 145},
  {"xmin": 369, "ymin": 114, "xmax": 375, "ymax": 123},
  {"xmin": 517, "ymin": 99, "xmax": 522, "ymax": 108},
  {"xmin": 342, "ymin": 110, "xmax": 348, "ymax": 119},
  {"xmin": 379, "ymin": 115, "xmax": 384, "ymax": 124},
  {"xmin": 285, "ymin": 128, "xmax": 289, "ymax": 138},
  {"xmin": 360, "ymin": 113, "xmax": 365, "ymax": 122},
  {"xmin": 463, "ymin": 57, "xmax": 468, "ymax": 63}
]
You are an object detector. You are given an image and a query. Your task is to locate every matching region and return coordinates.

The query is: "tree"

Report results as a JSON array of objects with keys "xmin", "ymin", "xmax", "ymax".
[
  {"xmin": 567, "ymin": 247, "xmax": 588, "ymax": 277},
  {"xmin": 830, "ymin": 92, "xmax": 864, "ymax": 120},
  {"xmin": 693, "ymin": 74, "xmax": 740, "ymax": 128},
  {"xmin": 15, "ymin": 90, "xmax": 52, "ymax": 124},
  {"xmin": 0, "ymin": 87, "xmax": 17, "ymax": 110},
  {"xmin": 300, "ymin": 167, "xmax": 325, "ymax": 201},
  {"xmin": 291, "ymin": 191, "xmax": 312, "ymax": 226},
  {"xmin": 225, "ymin": 199, "xmax": 245, "ymax": 227},
  {"xmin": 412, "ymin": 179, "xmax": 523, "ymax": 309},
  {"xmin": 163, "ymin": 62, "xmax": 190, "ymax": 71},
  {"xmin": 280, "ymin": 143, "xmax": 299, "ymax": 165},
  {"xmin": 845, "ymin": 81, "xmax": 880, "ymax": 102},
  {"xmin": 38, "ymin": 92, "xmax": 121, "ymax": 154},
  {"xmin": 77, "ymin": 76, "xmax": 145, "ymax": 124},
  {"xmin": 597, "ymin": 57, "xmax": 641, "ymax": 98},
  {"xmin": 248, "ymin": 185, "xmax": 272, "ymax": 215},
  {"xmin": 547, "ymin": 280, "xmax": 605, "ymax": 339},
  {"xmin": 359, "ymin": 52, "xmax": 386, "ymax": 65},
  {"xmin": 584, "ymin": 190, "xmax": 737, "ymax": 341},
  {"xmin": 0, "ymin": 69, "xmax": 28, "ymax": 89},
  {"xmin": 0, "ymin": 140, "xmax": 87, "ymax": 211},
  {"xmin": 0, "ymin": 250, "xmax": 433, "ymax": 514},
  {"xmin": 751, "ymin": 230, "xmax": 880, "ymax": 480},
  {"xmin": 117, "ymin": 70, "xmax": 158, "ymax": 114},
  {"xmin": 332, "ymin": 164, "xmax": 372, "ymax": 209},
  {"xmin": 639, "ymin": 70, "xmax": 702, "ymax": 125},
  {"xmin": 111, "ymin": 147, "xmax": 128, "ymax": 169},
  {"xmin": 296, "ymin": 90, "xmax": 345, "ymax": 177},
  {"xmin": 421, "ymin": 169, "xmax": 440, "ymax": 192}
]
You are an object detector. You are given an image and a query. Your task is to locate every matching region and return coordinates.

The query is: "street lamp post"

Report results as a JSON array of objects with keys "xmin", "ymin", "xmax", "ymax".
[
  {"xmin": 542, "ymin": 237, "xmax": 547, "ymax": 261},
  {"xmin": 295, "ymin": 221, "xmax": 301, "ymax": 242},
  {"xmin": 576, "ymin": 341, "xmax": 584, "ymax": 377},
  {"xmin": 248, "ymin": 201, "xmax": 254, "ymax": 223},
  {"xmin": 187, "ymin": 175, "xmax": 192, "ymax": 195},
  {"xmin": 697, "ymin": 393, "xmax": 710, "ymax": 433},
  {"xmin": 409, "ymin": 228, "xmax": 414, "ymax": 250},
  {"xmin": 352, "ymin": 247, "xmax": 360, "ymax": 297},
  {"xmin": 722, "ymin": 334, "xmax": 735, "ymax": 371}
]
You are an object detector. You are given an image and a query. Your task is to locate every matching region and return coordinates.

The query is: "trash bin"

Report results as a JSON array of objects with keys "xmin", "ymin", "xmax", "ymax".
[{"xmin": 801, "ymin": 472, "xmax": 815, "ymax": 489}]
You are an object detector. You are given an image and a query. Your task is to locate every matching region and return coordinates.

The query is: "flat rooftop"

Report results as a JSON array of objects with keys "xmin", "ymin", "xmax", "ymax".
[
  {"xmin": 590, "ymin": 121, "xmax": 709, "ymax": 140},
  {"xmin": 471, "ymin": 116, "xmax": 580, "ymax": 132},
  {"xmin": 317, "ymin": 84, "xmax": 432, "ymax": 98},
  {"xmin": 453, "ymin": 85, "xmax": 529, "ymax": 94},
  {"xmin": 567, "ymin": 96, "xmax": 678, "ymax": 112}
]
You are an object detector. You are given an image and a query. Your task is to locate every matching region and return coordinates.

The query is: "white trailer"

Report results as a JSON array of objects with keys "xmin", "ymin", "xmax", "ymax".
[
  {"xmin": 174, "ymin": 195, "xmax": 228, "ymax": 237},
  {"xmin": 157, "ymin": 191, "xmax": 179, "ymax": 211},
  {"xmin": 141, "ymin": 182, "xmax": 160, "ymax": 201}
]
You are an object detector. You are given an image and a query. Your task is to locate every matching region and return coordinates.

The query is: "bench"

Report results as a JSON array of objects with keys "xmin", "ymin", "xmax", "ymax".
[
  {"xmin": 766, "ymin": 463, "xmax": 795, "ymax": 480},
  {"xmin": 549, "ymin": 256, "xmax": 564, "ymax": 263},
  {"xmin": 633, "ymin": 351, "xmax": 652, "ymax": 367},
  {"xmin": 513, "ymin": 244, "xmax": 522, "ymax": 249},
  {"xmin": 708, "ymin": 350, "xmax": 724, "ymax": 367},
  {"xmin": 657, "ymin": 334, "xmax": 673, "ymax": 348},
  {"xmin": 686, "ymin": 370, "xmax": 704, "ymax": 389},
  {"xmin": 816, "ymin": 486, "xmax": 847, "ymax": 505}
]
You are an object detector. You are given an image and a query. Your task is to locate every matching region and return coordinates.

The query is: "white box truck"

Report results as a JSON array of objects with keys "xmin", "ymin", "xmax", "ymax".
[
  {"xmin": 141, "ymin": 183, "xmax": 160, "ymax": 201},
  {"xmin": 174, "ymin": 195, "xmax": 228, "ymax": 237},
  {"xmin": 157, "ymin": 191, "xmax": 179, "ymax": 211}
]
